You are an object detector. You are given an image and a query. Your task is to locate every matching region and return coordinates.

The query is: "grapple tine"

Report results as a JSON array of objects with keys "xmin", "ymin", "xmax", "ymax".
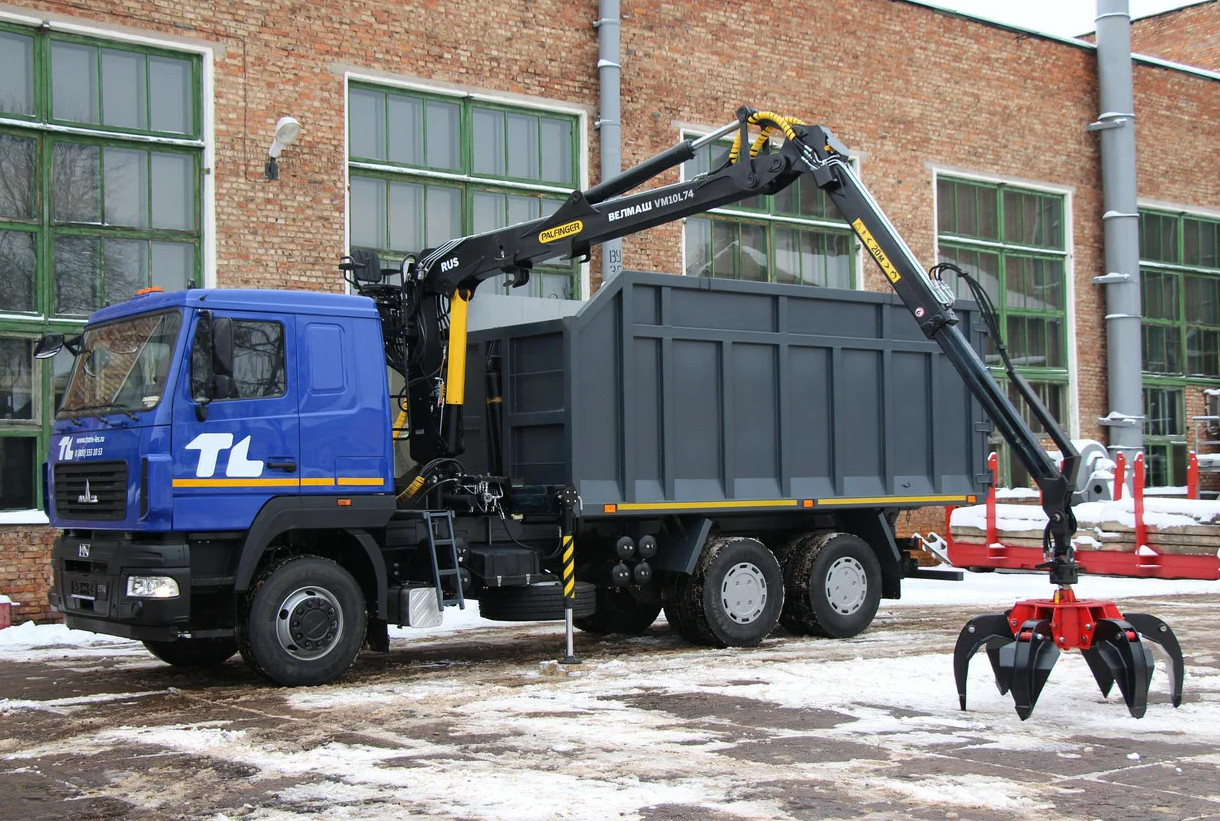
[
  {"xmin": 1081, "ymin": 645, "xmax": 1116, "ymax": 698},
  {"xmin": 997, "ymin": 618, "xmax": 1060, "ymax": 720},
  {"xmin": 953, "ymin": 614, "xmax": 1014, "ymax": 710},
  {"xmin": 1124, "ymin": 613, "xmax": 1184, "ymax": 708},
  {"xmin": 1090, "ymin": 618, "xmax": 1155, "ymax": 718}
]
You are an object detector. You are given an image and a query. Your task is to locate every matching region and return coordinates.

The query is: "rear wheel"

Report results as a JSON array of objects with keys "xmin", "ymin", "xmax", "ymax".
[
  {"xmin": 143, "ymin": 637, "xmax": 237, "ymax": 667},
  {"xmin": 781, "ymin": 532, "xmax": 881, "ymax": 638},
  {"xmin": 663, "ymin": 536, "xmax": 782, "ymax": 648},
  {"xmin": 237, "ymin": 556, "xmax": 366, "ymax": 686},
  {"xmin": 574, "ymin": 587, "xmax": 661, "ymax": 635}
]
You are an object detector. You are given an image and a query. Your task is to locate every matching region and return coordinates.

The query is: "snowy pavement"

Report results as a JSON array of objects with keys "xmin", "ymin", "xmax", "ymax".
[{"xmin": 1, "ymin": 573, "xmax": 1218, "ymax": 820}]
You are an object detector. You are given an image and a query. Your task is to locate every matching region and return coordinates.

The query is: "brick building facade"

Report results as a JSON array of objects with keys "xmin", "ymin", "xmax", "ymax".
[
  {"xmin": 0, "ymin": 0, "xmax": 1217, "ymax": 623},
  {"xmin": 1130, "ymin": 0, "xmax": 1219, "ymax": 71}
]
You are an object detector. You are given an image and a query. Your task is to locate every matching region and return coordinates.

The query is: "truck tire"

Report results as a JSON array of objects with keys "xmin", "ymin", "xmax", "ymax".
[
  {"xmin": 143, "ymin": 637, "xmax": 238, "ymax": 667},
  {"xmin": 478, "ymin": 581, "xmax": 597, "ymax": 621},
  {"xmin": 663, "ymin": 536, "xmax": 783, "ymax": 648},
  {"xmin": 236, "ymin": 555, "xmax": 366, "ymax": 687},
  {"xmin": 574, "ymin": 587, "xmax": 661, "ymax": 635},
  {"xmin": 780, "ymin": 532, "xmax": 880, "ymax": 638}
]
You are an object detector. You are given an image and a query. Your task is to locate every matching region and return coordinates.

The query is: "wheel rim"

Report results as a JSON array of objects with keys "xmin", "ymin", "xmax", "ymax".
[
  {"xmin": 720, "ymin": 562, "xmax": 768, "ymax": 624},
  {"xmin": 824, "ymin": 556, "xmax": 868, "ymax": 615},
  {"xmin": 274, "ymin": 586, "xmax": 344, "ymax": 660}
]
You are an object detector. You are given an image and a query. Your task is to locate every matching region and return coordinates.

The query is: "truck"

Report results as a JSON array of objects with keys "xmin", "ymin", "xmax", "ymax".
[{"xmin": 38, "ymin": 107, "xmax": 1180, "ymax": 718}]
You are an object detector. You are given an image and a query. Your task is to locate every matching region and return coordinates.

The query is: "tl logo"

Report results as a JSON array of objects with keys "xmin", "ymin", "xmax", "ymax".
[{"xmin": 185, "ymin": 433, "xmax": 265, "ymax": 478}]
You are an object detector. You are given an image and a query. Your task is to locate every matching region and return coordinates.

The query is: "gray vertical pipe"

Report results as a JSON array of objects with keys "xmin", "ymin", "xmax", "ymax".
[
  {"xmin": 1091, "ymin": 0, "xmax": 1144, "ymax": 455},
  {"xmin": 597, "ymin": 0, "xmax": 623, "ymax": 280}
]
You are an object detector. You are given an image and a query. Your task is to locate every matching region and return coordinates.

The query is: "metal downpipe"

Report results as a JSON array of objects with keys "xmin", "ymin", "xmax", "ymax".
[
  {"xmin": 1090, "ymin": 0, "xmax": 1144, "ymax": 456},
  {"xmin": 597, "ymin": 0, "xmax": 623, "ymax": 280}
]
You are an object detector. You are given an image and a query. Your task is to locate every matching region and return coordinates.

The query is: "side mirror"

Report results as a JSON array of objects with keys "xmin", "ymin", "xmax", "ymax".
[{"xmin": 34, "ymin": 333, "xmax": 64, "ymax": 360}]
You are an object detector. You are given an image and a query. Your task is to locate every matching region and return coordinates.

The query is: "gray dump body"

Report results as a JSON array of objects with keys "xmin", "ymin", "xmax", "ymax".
[{"xmin": 465, "ymin": 270, "xmax": 989, "ymax": 517}]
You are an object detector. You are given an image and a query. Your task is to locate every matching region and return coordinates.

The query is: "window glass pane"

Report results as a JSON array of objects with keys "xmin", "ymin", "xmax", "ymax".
[
  {"xmin": 1145, "ymin": 388, "xmax": 1182, "ymax": 437},
  {"xmin": 472, "ymin": 191, "xmax": 506, "ymax": 233},
  {"xmin": 103, "ymin": 238, "xmax": 147, "ymax": 304},
  {"xmin": 151, "ymin": 241, "xmax": 194, "ymax": 291},
  {"xmin": 388, "ymin": 180, "xmax": 424, "ymax": 253},
  {"xmin": 349, "ymin": 89, "xmax": 385, "ymax": 161},
  {"xmin": 739, "ymin": 223, "xmax": 767, "ymax": 281},
  {"xmin": 54, "ymin": 234, "xmax": 101, "ymax": 315},
  {"xmin": 540, "ymin": 118, "xmax": 573, "ymax": 185},
  {"xmin": 936, "ymin": 178, "xmax": 955, "ymax": 234},
  {"xmin": 0, "ymin": 230, "xmax": 36, "ymax": 313},
  {"xmin": 52, "ymin": 142, "xmax": 101, "ymax": 224},
  {"xmin": 103, "ymin": 147, "xmax": 148, "ymax": 227},
  {"xmin": 150, "ymin": 151, "xmax": 194, "ymax": 230},
  {"xmin": 711, "ymin": 220, "xmax": 736, "ymax": 278},
  {"xmin": 506, "ymin": 113, "xmax": 539, "ymax": 180},
  {"xmin": 1142, "ymin": 270, "xmax": 1180, "ymax": 321},
  {"xmin": 774, "ymin": 225, "xmax": 799, "ymax": 284},
  {"xmin": 149, "ymin": 55, "xmax": 192, "ymax": 134},
  {"xmin": 1186, "ymin": 219, "xmax": 1217, "ymax": 268},
  {"xmin": 101, "ymin": 49, "xmax": 146, "ymax": 130},
  {"xmin": 0, "ymin": 338, "xmax": 34, "ymax": 420},
  {"xmin": 230, "ymin": 321, "xmax": 286, "ymax": 399},
  {"xmin": 1185, "ymin": 276, "xmax": 1220, "ymax": 325},
  {"xmin": 0, "ymin": 437, "xmax": 36, "ymax": 510},
  {"xmin": 52, "ymin": 41, "xmax": 99, "ymax": 124},
  {"xmin": 1187, "ymin": 328, "xmax": 1220, "ymax": 377},
  {"xmin": 387, "ymin": 94, "xmax": 423, "ymax": 166},
  {"xmin": 0, "ymin": 133, "xmax": 37, "ymax": 219},
  {"xmin": 0, "ymin": 30, "xmax": 35, "ymax": 117},
  {"xmin": 425, "ymin": 185, "xmax": 461, "ymax": 247},
  {"xmin": 472, "ymin": 109, "xmax": 505, "ymax": 177},
  {"xmin": 506, "ymin": 193, "xmax": 538, "ymax": 226},
  {"xmin": 425, "ymin": 100, "xmax": 460, "ymax": 171},
  {"xmin": 826, "ymin": 232, "xmax": 851, "ymax": 288},
  {"xmin": 685, "ymin": 217, "xmax": 711, "ymax": 277},
  {"xmin": 350, "ymin": 176, "xmax": 385, "ymax": 250}
]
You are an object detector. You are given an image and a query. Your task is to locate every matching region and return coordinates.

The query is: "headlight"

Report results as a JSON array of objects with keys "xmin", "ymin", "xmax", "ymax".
[{"xmin": 126, "ymin": 576, "xmax": 180, "ymax": 599}]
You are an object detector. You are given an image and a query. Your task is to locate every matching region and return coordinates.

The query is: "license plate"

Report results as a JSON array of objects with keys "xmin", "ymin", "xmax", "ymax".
[{"xmin": 70, "ymin": 580, "xmax": 97, "ymax": 601}]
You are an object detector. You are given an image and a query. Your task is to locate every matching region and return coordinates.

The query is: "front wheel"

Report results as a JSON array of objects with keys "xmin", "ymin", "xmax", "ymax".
[
  {"xmin": 780, "ymin": 532, "xmax": 881, "ymax": 638},
  {"xmin": 143, "ymin": 637, "xmax": 238, "ymax": 667},
  {"xmin": 663, "ymin": 536, "xmax": 783, "ymax": 648},
  {"xmin": 237, "ymin": 556, "xmax": 366, "ymax": 686}
]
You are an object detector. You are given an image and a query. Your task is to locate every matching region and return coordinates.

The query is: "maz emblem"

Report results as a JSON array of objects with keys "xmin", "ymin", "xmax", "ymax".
[
  {"xmin": 78, "ymin": 543, "xmax": 91, "ymax": 558},
  {"xmin": 77, "ymin": 480, "xmax": 99, "ymax": 504}
]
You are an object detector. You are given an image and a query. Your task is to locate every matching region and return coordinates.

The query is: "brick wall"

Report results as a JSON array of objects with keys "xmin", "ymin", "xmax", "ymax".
[
  {"xmin": 0, "ymin": 525, "xmax": 59, "ymax": 625},
  {"xmin": 1130, "ymin": 0, "xmax": 1220, "ymax": 71},
  {"xmin": 2, "ymin": 0, "xmax": 1218, "ymax": 620}
]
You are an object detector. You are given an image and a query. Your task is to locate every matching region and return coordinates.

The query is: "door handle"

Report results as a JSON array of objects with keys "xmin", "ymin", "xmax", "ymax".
[{"xmin": 267, "ymin": 459, "xmax": 297, "ymax": 472}]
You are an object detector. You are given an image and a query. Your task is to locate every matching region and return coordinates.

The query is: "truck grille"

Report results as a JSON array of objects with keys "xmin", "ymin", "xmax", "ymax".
[{"xmin": 54, "ymin": 461, "xmax": 128, "ymax": 521}]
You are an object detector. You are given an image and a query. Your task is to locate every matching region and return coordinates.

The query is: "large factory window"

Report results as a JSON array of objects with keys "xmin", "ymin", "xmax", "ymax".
[{"xmin": 347, "ymin": 83, "xmax": 580, "ymax": 300}]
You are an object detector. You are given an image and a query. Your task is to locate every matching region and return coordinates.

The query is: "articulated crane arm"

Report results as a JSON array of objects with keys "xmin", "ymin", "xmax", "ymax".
[{"xmin": 361, "ymin": 107, "xmax": 1182, "ymax": 718}]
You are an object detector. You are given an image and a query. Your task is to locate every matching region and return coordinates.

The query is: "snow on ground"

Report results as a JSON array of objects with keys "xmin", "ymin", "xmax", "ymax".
[{"xmin": 2, "ymin": 573, "xmax": 1218, "ymax": 820}]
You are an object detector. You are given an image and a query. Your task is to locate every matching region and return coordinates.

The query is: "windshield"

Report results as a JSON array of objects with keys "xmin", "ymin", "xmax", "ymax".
[{"xmin": 58, "ymin": 310, "xmax": 183, "ymax": 417}]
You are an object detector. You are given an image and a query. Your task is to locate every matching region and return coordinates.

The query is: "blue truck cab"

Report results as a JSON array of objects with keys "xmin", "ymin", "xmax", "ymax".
[{"xmin": 44, "ymin": 288, "xmax": 399, "ymax": 679}]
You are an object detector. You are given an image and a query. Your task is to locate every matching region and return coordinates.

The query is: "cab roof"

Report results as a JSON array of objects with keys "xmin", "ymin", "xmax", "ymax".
[{"xmin": 88, "ymin": 288, "xmax": 380, "ymax": 325}]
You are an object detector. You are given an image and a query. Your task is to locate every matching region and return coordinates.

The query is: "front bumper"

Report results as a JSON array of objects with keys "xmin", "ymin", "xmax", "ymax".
[{"xmin": 49, "ymin": 533, "xmax": 192, "ymax": 642}]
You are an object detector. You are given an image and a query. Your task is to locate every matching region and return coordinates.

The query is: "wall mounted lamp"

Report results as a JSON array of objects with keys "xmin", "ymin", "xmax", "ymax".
[{"xmin": 265, "ymin": 116, "xmax": 302, "ymax": 180}]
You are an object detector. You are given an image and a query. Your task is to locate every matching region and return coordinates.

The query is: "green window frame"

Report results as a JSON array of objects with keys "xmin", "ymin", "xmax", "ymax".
[
  {"xmin": 935, "ymin": 176, "xmax": 1070, "ymax": 488},
  {"xmin": 347, "ymin": 83, "xmax": 581, "ymax": 299},
  {"xmin": 680, "ymin": 134, "xmax": 857, "ymax": 288},
  {"xmin": 1139, "ymin": 210, "xmax": 1220, "ymax": 487},
  {"xmin": 0, "ymin": 23, "xmax": 203, "ymax": 512}
]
